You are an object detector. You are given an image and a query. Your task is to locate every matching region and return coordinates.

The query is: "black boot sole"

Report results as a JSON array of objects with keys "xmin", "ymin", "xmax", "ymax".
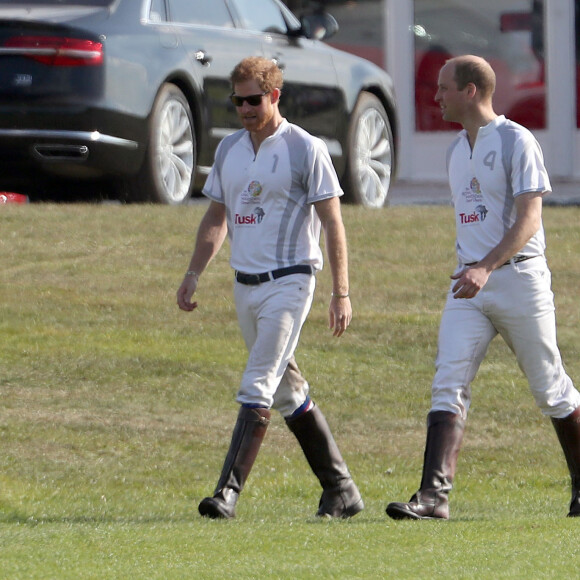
[
  {"xmin": 386, "ymin": 502, "xmax": 445, "ymax": 520},
  {"xmin": 317, "ymin": 497, "xmax": 365, "ymax": 519},
  {"xmin": 341, "ymin": 498, "xmax": 365, "ymax": 518},
  {"xmin": 198, "ymin": 497, "xmax": 234, "ymax": 519}
]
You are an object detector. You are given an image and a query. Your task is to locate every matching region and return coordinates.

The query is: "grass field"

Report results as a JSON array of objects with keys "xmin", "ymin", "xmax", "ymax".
[{"xmin": 2, "ymin": 202, "xmax": 580, "ymax": 579}]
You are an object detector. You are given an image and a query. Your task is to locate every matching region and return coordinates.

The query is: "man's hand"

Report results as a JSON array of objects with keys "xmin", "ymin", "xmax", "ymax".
[
  {"xmin": 451, "ymin": 265, "xmax": 490, "ymax": 299},
  {"xmin": 329, "ymin": 295, "xmax": 352, "ymax": 337},
  {"xmin": 177, "ymin": 275, "xmax": 199, "ymax": 311}
]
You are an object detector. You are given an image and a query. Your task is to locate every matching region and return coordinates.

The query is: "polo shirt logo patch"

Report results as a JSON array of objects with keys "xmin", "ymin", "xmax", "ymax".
[
  {"xmin": 241, "ymin": 180, "xmax": 263, "ymax": 204},
  {"xmin": 461, "ymin": 177, "xmax": 484, "ymax": 204},
  {"xmin": 235, "ymin": 207, "xmax": 265, "ymax": 225},
  {"xmin": 459, "ymin": 204, "xmax": 488, "ymax": 225},
  {"xmin": 470, "ymin": 177, "xmax": 481, "ymax": 193}
]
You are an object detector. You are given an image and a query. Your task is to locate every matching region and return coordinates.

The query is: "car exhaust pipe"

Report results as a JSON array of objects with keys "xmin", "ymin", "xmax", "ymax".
[{"xmin": 32, "ymin": 144, "xmax": 89, "ymax": 161}]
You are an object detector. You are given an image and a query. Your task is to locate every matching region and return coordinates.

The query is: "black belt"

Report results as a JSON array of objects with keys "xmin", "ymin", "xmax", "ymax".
[
  {"xmin": 465, "ymin": 255, "xmax": 541, "ymax": 267},
  {"xmin": 235, "ymin": 264, "xmax": 313, "ymax": 285}
]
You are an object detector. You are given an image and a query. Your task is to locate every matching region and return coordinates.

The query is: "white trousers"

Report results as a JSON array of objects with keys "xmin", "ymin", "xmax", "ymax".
[
  {"xmin": 234, "ymin": 273, "xmax": 315, "ymax": 416},
  {"xmin": 432, "ymin": 256, "xmax": 580, "ymax": 419}
]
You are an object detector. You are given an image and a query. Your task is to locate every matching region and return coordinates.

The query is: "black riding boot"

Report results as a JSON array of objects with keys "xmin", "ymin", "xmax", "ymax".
[
  {"xmin": 285, "ymin": 403, "xmax": 364, "ymax": 518},
  {"xmin": 198, "ymin": 406, "xmax": 270, "ymax": 519},
  {"xmin": 551, "ymin": 406, "xmax": 580, "ymax": 517},
  {"xmin": 386, "ymin": 410, "xmax": 465, "ymax": 520}
]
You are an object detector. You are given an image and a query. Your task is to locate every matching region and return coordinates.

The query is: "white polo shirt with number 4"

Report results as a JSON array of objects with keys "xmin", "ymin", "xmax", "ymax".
[{"xmin": 447, "ymin": 115, "xmax": 550, "ymax": 265}]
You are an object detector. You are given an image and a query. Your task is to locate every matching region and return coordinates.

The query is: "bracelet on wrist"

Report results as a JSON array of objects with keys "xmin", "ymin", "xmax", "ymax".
[
  {"xmin": 331, "ymin": 292, "xmax": 349, "ymax": 298},
  {"xmin": 185, "ymin": 270, "xmax": 199, "ymax": 278}
]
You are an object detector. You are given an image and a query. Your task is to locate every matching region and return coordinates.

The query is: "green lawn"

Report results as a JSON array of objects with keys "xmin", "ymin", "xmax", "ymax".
[{"xmin": 1, "ymin": 202, "xmax": 580, "ymax": 578}]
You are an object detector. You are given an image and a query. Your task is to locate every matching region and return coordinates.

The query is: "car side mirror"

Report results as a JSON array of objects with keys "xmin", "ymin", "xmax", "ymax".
[{"xmin": 299, "ymin": 11, "xmax": 339, "ymax": 41}]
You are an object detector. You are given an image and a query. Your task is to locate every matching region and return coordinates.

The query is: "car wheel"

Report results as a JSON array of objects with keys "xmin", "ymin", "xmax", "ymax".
[
  {"xmin": 129, "ymin": 84, "xmax": 196, "ymax": 204},
  {"xmin": 344, "ymin": 92, "xmax": 394, "ymax": 208}
]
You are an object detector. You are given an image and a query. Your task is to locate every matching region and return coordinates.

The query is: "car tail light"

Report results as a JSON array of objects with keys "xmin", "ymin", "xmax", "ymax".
[{"xmin": 3, "ymin": 36, "xmax": 103, "ymax": 66}]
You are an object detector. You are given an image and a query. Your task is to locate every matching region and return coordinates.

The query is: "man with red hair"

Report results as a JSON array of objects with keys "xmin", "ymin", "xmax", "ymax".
[{"xmin": 177, "ymin": 57, "xmax": 363, "ymax": 520}]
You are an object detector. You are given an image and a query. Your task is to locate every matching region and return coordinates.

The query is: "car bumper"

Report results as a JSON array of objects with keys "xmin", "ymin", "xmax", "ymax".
[{"xmin": 0, "ymin": 128, "xmax": 142, "ymax": 180}]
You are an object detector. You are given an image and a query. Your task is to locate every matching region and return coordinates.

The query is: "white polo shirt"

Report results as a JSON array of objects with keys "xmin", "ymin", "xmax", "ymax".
[
  {"xmin": 203, "ymin": 119, "xmax": 343, "ymax": 273},
  {"xmin": 447, "ymin": 115, "xmax": 550, "ymax": 265}
]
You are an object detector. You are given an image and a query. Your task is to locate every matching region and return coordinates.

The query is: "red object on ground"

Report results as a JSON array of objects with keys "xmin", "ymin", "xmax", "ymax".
[{"xmin": 0, "ymin": 192, "xmax": 29, "ymax": 204}]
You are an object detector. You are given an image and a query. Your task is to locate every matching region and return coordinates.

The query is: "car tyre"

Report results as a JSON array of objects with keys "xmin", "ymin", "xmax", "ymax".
[
  {"xmin": 343, "ymin": 92, "xmax": 394, "ymax": 208},
  {"xmin": 128, "ymin": 83, "xmax": 196, "ymax": 204}
]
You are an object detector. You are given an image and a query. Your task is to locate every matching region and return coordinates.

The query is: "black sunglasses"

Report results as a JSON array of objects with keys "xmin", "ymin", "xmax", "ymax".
[{"xmin": 230, "ymin": 92, "xmax": 269, "ymax": 107}]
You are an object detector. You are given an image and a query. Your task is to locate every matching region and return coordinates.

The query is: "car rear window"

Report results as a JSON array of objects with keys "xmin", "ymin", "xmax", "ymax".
[{"xmin": 167, "ymin": 0, "xmax": 234, "ymax": 27}]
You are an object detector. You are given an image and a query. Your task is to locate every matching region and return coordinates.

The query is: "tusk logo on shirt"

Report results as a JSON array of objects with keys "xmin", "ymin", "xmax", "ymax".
[
  {"xmin": 235, "ymin": 207, "xmax": 265, "ymax": 225},
  {"xmin": 459, "ymin": 204, "xmax": 488, "ymax": 224}
]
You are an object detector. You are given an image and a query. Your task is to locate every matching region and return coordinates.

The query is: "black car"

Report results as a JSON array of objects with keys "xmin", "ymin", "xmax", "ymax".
[{"xmin": 0, "ymin": 0, "xmax": 397, "ymax": 207}]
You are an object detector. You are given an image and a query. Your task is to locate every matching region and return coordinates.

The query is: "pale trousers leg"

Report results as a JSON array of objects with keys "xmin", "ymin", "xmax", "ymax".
[
  {"xmin": 431, "ymin": 290, "xmax": 497, "ymax": 419},
  {"xmin": 234, "ymin": 274, "xmax": 315, "ymax": 415},
  {"xmin": 431, "ymin": 258, "xmax": 580, "ymax": 419},
  {"xmin": 489, "ymin": 259, "xmax": 580, "ymax": 418}
]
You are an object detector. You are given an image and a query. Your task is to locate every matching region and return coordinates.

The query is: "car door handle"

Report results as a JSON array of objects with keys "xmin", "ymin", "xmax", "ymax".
[{"xmin": 194, "ymin": 50, "xmax": 212, "ymax": 66}]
